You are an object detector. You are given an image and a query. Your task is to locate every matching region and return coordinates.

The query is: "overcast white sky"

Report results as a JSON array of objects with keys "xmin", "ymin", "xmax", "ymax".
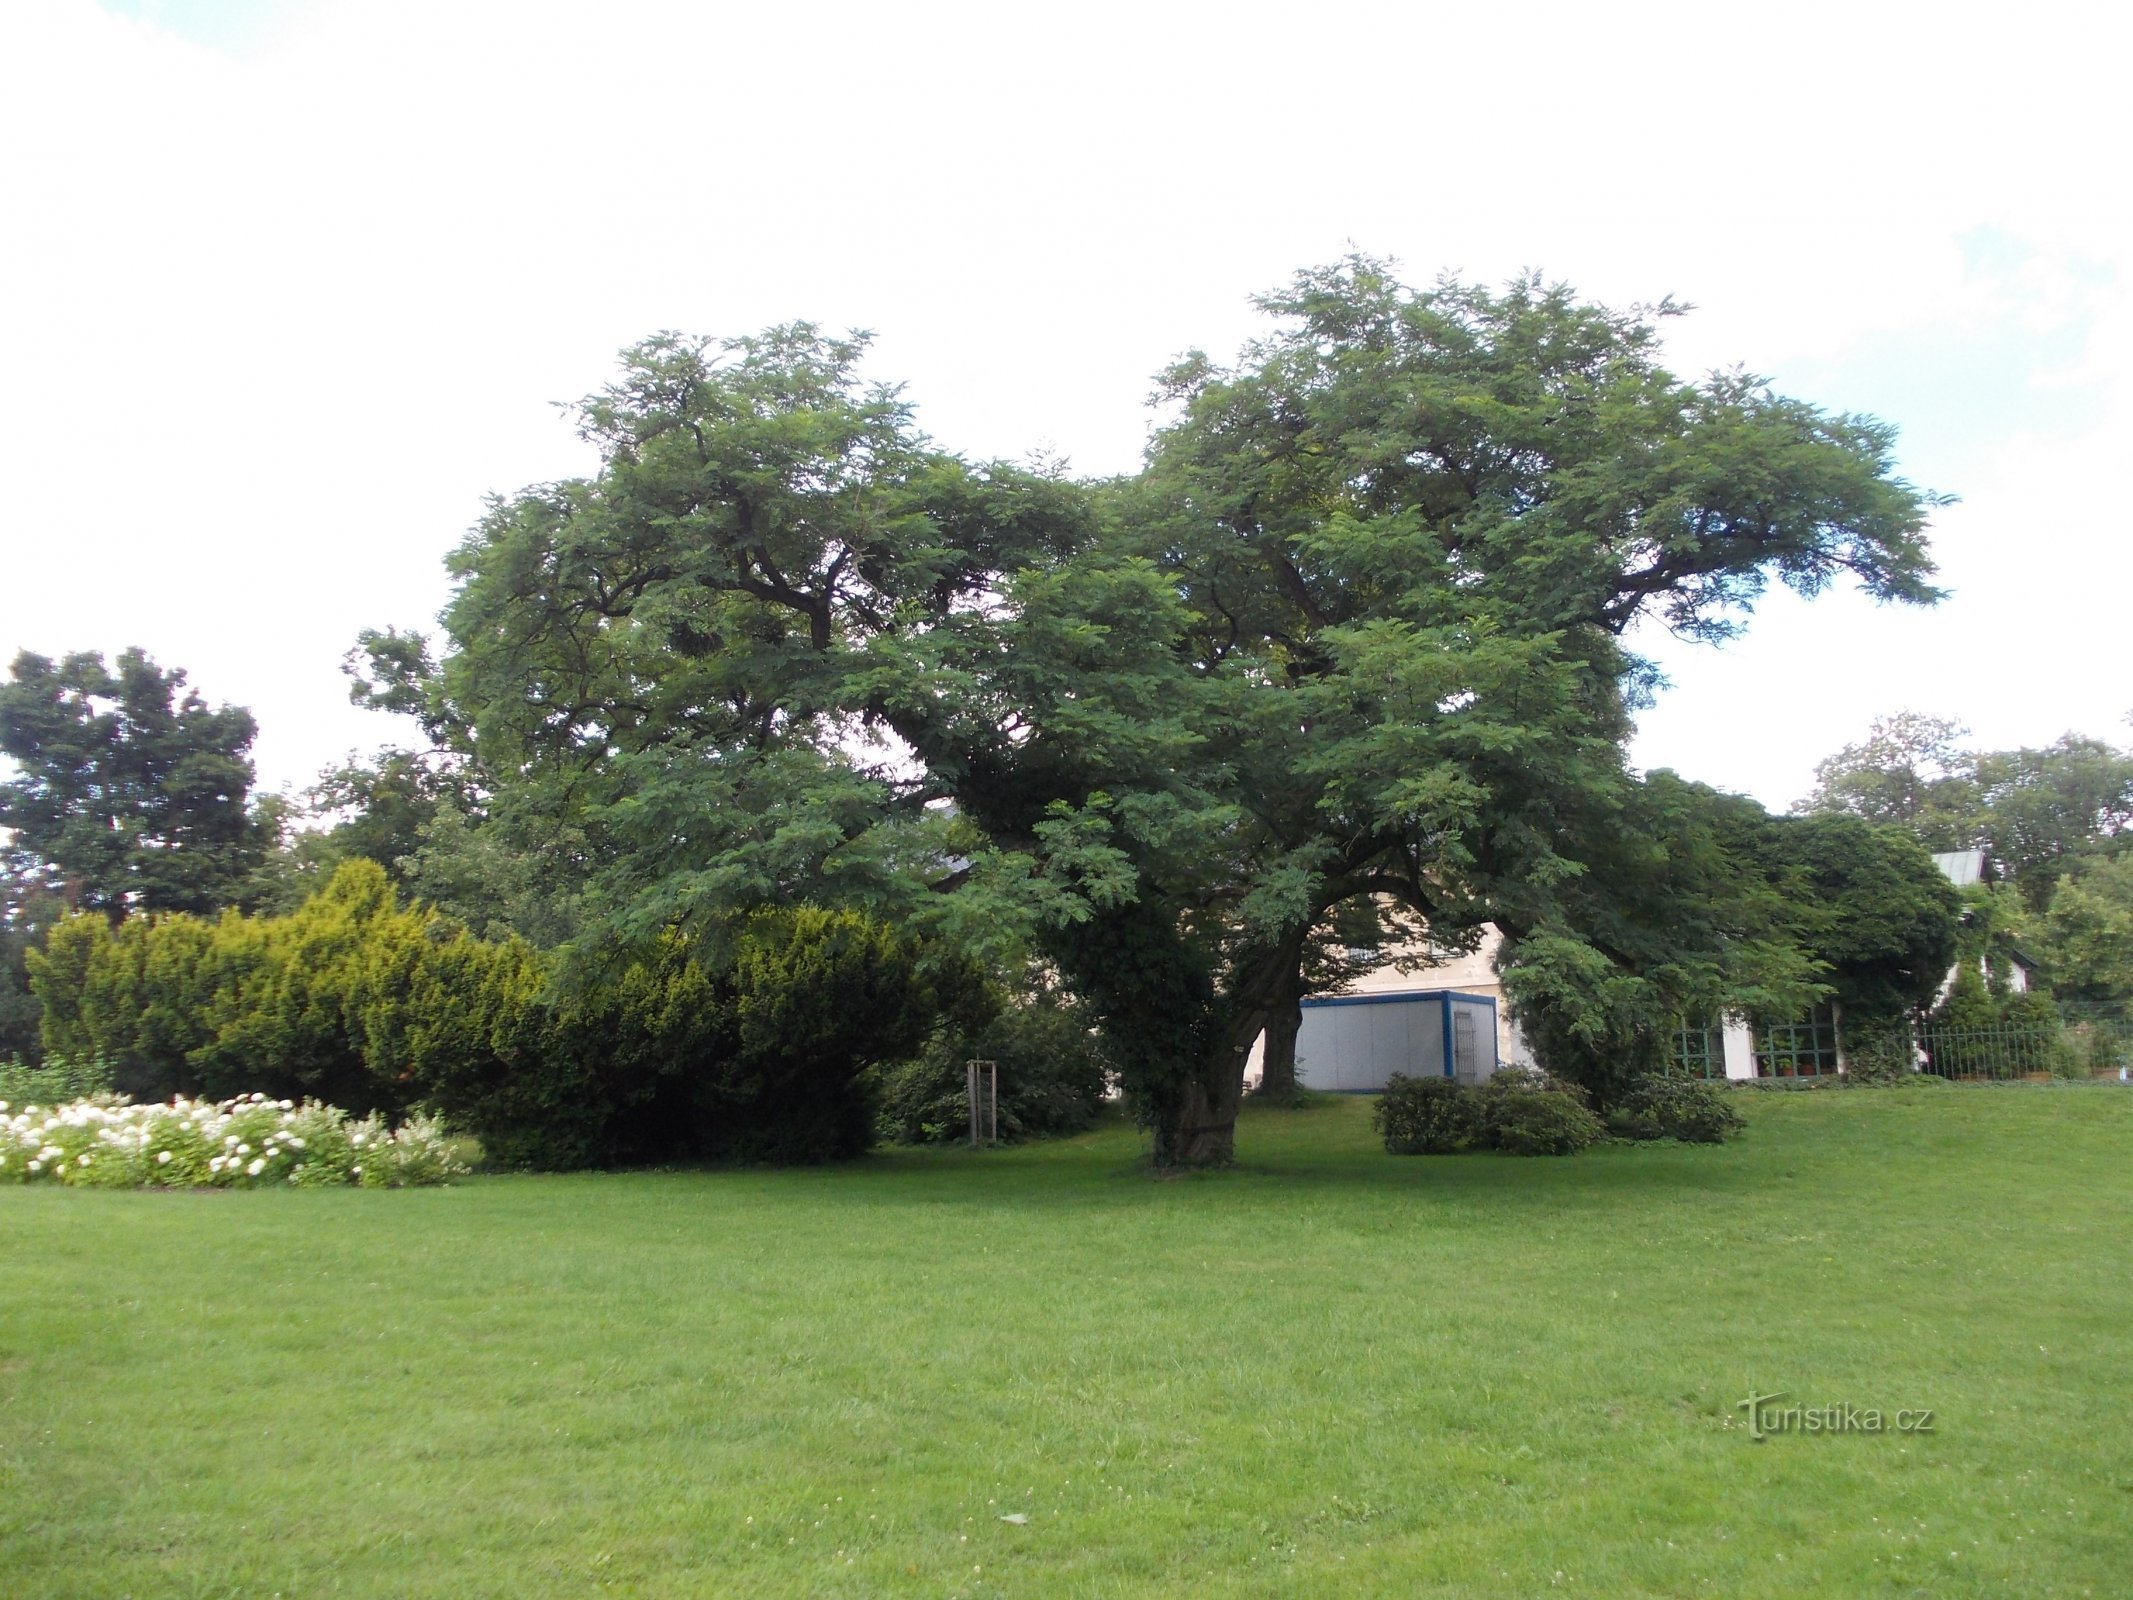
[{"xmin": 2, "ymin": 0, "xmax": 2127, "ymax": 814}]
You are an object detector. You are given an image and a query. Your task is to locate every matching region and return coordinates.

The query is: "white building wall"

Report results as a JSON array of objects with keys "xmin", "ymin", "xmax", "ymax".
[{"xmin": 1720, "ymin": 1018, "xmax": 1758, "ymax": 1080}]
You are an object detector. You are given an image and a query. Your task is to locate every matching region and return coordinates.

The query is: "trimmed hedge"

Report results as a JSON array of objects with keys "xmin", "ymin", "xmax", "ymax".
[
  {"xmin": 27, "ymin": 863, "xmax": 983, "ymax": 1169},
  {"xmin": 1477, "ymin": 1069, "xmax": 1606, "ymax": 1155}
]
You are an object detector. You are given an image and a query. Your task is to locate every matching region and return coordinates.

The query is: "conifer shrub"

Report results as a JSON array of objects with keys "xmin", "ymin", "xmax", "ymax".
[{"xmin": 26, "ymin": 865, "xmax": 983, "ymax": 1168}]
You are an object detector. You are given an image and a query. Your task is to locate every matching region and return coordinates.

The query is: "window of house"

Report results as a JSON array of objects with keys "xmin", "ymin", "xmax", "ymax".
[
  {"xmin": 1453, "ymin": 1010, "xmax": 1477, "ymax": 1078},
  {"xmin": 1756, "ymin": 1003, "xmax": 1841, "ymax": 1077},
  {"xmin": 1673, "ymin": 1019, "xmax": 1725, "ymax": 1079}
]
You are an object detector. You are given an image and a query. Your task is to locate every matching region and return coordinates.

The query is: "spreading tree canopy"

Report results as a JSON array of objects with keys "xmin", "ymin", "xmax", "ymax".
[{"xmin": 384, "ymin": 261, "xmax": 1943, "ymax": 1164}]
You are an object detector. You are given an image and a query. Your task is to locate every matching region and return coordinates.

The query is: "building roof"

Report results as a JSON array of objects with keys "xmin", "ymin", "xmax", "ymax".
[{"xmin": 1932, "ymin": 849, "xmax": 1986, "ymax": 887}]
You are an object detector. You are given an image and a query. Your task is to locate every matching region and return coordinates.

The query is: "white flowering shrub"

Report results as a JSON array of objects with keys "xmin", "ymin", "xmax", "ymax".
[{"xmin": 0, "ymin": 1093, "xmax": 467, "ymax": 1189}]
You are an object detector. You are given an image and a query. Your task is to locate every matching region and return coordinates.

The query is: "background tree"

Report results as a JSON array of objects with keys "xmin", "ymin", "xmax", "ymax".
[
  {"xmin": 1797, "ymin": 714, "xmax": 2133, "ymax": 1002},
  {"xmin": 238, "ymin": 748, "xmax": 477, "ymax": 920},
  {"xmin": 1793, "ymin": 712, "xmax": 1976, "ymax": 848},
  {"xmin": 2040, "ymin": 854, "xmax": 2133, "ymax": 1010},
  {"xmin": 385, "ymin": 264, "xmax": 1943, "ymax": 1165},
  {"xmin": 1971, "ymin": 735, "xmax": 2133, "ymax": 909},
  {"xmin": 0, "ymin": 860, "xmax": 64, "ymax": 1061},
  {"xmin": 0, "ymin": 648, "xmax": 265, "ymax": 918}
]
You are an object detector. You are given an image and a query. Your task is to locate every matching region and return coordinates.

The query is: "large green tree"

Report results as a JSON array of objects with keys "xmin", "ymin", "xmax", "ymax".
[
  {"xmin": 0, "ymin": 649, "xmax": 266, "ymax": 918},
  {"xmin": 1071, "ymin": 263, "xmax": 1937, "ymax": 1152},
  {"xmin": 394, "ymin": 263, "xmax": 1942, "ymax": 1165}
]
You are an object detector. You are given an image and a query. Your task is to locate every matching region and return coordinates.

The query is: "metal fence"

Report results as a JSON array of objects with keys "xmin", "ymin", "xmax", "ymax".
[
  {"xmin": 1669, "ymin": 1016, "xmax": 2133, "ymax": 1083},
  {"xmin": 1916, "ymin": 1019, "xmax": 2133, "ymax": 1082}
]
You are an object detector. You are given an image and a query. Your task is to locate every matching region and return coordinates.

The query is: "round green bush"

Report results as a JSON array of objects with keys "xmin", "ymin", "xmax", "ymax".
[
  {"xmin": 1475, "ymin": 1068, "xmax": 1604, "ymax": 1156},
  {"xmin": 1609, "ymin": 1075, "xmax": 1744, "ymax": 1143},
  {"xmin": 1373, "ymin": 1073, "xmax": 1480, "ymax": 1154}
]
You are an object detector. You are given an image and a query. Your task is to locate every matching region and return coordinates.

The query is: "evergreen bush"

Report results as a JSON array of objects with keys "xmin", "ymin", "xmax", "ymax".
[{"xmin": 26, "ymin": 865, "xmax": 981, "ymax": 1169}]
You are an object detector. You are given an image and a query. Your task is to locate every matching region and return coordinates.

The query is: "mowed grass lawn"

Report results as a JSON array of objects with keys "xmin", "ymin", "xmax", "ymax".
[{"xmin": 4, "ymin": 1086, "xmax": 2130, "ymax": 1598}]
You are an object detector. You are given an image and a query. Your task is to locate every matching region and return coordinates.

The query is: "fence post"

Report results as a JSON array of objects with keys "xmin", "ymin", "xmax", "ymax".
[{"xmin": 966, "ymin": 1059, "xmax": 998, "ymax": 1148}]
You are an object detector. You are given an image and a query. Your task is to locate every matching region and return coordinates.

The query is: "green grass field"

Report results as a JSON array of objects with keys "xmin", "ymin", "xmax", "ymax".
[{"xmin": 4, "ymin": 1085, "xmax": 2129, "ymax": 1598}]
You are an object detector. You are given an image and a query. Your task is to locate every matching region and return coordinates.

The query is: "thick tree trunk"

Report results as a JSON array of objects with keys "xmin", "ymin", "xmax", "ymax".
[
  {"xmin": 1157, "ymin": 1070, "xmax": 1248, "ymax": 1168},
  {"xmin": 1255, "ymin": 967, "xmax": 1304, "ymax": 1099},
  {"xmin": 1151, "ymin": 935, "xmax": 1305, "ymax": 1169}
]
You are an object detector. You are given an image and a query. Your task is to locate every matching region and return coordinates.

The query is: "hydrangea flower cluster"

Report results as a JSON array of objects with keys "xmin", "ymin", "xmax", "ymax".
[{"xmin": 0, "ymin": 1092, "xmax": 467, "ymax": 1188}]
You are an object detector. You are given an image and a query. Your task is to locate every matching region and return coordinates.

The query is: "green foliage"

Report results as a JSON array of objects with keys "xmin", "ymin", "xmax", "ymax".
[
  {"xmin": 238, "ymin": 751, "xmax": 465, "ymax": 920},
  {"xmin": 0, "ymin": 1052, "xmax": 113, "ymax": 1105},
  {"xmin": 375, "ymin": 264, "xmax": 1943, "ymax": 1166},
  {"xmin": 393, "ymin": 789, "xmax": 593, "ymax": 947},
  {"xmin": 875, "ymin": 987, "xmax": 1112, "ymax": 1145},
  {"xmin": 2001, "ymin": 988, "xmax": 2063, "ymax": 1032},
  {"xmin": 0, "ymin": 863, "xmax": 63, "ymax": 1062},
  {"xmin": 1973, "ymin": 736, "xmax": 2133, "ymax": 910},
  {"xmin": 404, "ymin": 907, "xmax": 981, "ymax": 1169},
  {"xmin": 2073, "ymin": 1021, "xmax": 2128, "ymax": 1077},
  {"xmin": 1375, "ymin": 1066, "xmax": 1606, "ymax": 1156},
  {"xmin": 1840, "ymin": 1026, "xmax": 1917, "ymax": 1085},
  {"xmin": 1999, "ymin": 989, "xmax": 2084, "ymax": 1079},
  {"xmin": 1607, "ymin": 1076, "xmax": 1744, "ymax": 1143},
  {"xmin": 1800, "ymin": 716, "xmax": 2133, "ymax": 918},
  {"xmin": 0, "ymin": 648, "xmax": 266, "ymax": 917},
  {"xmin": 2040, "ymin": 853, "xmax": 2133, "ymax": 1008},
  {"xmin": 1756, "ymin": 813, "xmax": 1963, "ymax": 1032},
  {"xmin": 1796, "ymin": 712, "xmax": 1976, "ymax": 848},
  {"xmin": 1501, "ymin": 932, "xmax": 1675, "ymax": 1109},
  {"xmin": 1499, "ymin": 776, "xmax": 1826, "ymax": 1111},
  {"xmin": 1372, "ymin": 1072, "xmax": 1480, "ymax": 1154},
  {"xmin": 710, "ymin": 907, "xmax": 982, "ymax": 1162},
  {"xmin": 26, "ymin": 864, "xmax": 977, "ymax": 1168},
  {"xmin": 1922, "ymin": 969, "xmax": 2079, "ymax": 1078},
  {"xmin": 27, "ymin": 863, "xmax": 427, "ymax": 1112},
  {"xmin": 1473, "ymin": 1069, "xmax": 1606, "ymax": 1156},
  {"xmin": 1931, "ymin": 964, "xmax": 2002, "ymax": 1031},
  {"xmin": 1950, "ymin": 880, "xmax": 2032, "ymax": 992},
  {"xmin": 384, "ymin": 927, "xmax": 598, "ymax": 1170}
]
